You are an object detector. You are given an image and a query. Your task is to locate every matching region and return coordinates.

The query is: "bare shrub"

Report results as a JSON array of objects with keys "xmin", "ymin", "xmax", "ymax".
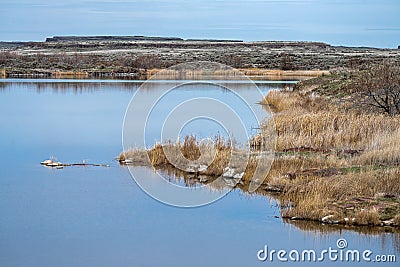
[{"xmin": 353, "ymin": 62, "xmax": 400, "ymax": 116}]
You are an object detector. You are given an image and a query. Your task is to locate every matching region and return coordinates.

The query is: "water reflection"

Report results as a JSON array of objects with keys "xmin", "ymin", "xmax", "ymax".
[
  {"xmin": 285, "ymin": 220, "xmax": 400, "ymax": 255},
  {"xmin": 0, "ymin": 79, "xmax": 295, "ymax": 94},
  {"xmin": 152, "ymin": 164, "xmax": 400, "ymax": 251}
]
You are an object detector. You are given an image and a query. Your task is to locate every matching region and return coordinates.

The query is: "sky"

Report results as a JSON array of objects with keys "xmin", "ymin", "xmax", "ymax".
[{"xmin": 1, "ymin": 0, "xmax": 399, "ymax": 48}]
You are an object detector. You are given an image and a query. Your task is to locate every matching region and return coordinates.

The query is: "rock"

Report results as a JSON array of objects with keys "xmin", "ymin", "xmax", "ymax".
[
  {"xmin": 321, "ymin": 215, "xmax": 334, "ymax": 222},
  {"xmin": 222, "ymin": 167, "xmax": 235, "ymax": 177},
  {"xmin": 263, "ymin": 185, "xmax": 282, "ymax": 192},
  {"xmin": 41, "ymin": 159, "xmax": 53, "ymax": 165},
  {"xmin": 233, "ymin": 172, "xmax": 244, "ymax": 179},
  {"xmin": 186, "ymin": 164, "xmax": 199, "ymax": 173},
  {"xmin": 198, "ymin": 165, "xmax": 208, "ymax": 172},
  {"xmin": 186, "ymin": 167, "xmax": 195, "ymax": 173},
  {"xmin": 47, "ymin": 162, "xmax": 63, "ymax": 167},
  {"xmin": 223, "ymin": 177, "xmax": 237, "ymax": 187},
  {"xmin": 382, "ymin": 220, "xmax": 394, "ymax": 226},
  {"xmin": 199, "ymin": 176, "xmax": 208, "ymax": 183}
]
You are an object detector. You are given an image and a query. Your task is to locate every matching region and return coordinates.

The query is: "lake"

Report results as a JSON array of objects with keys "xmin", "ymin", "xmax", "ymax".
[{"xmin": 0, "ymin": 79, "xmax": 398, "ymax": 267}]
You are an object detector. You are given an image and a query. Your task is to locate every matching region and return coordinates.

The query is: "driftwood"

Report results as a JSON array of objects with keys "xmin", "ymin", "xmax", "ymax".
[{"xmin": 40, "ymin": 158, "xmax": 110, "ymax": 169}]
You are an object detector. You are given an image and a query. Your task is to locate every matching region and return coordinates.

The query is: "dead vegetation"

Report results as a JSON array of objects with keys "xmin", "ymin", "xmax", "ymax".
[{"xmin": 259, "ymin": 79, "xmax": 400, "ymax": 226}]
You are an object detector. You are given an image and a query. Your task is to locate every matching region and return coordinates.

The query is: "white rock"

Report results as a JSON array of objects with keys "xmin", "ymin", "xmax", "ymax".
[
  {"xmin": 382, "ymin": 220, "xmax": 394, "ymax": 226},
  {"xmin": 223, "ymin": 177, "xmax": 236, "ymax": 187},
  {"xmin": 233, "ymin": 172, "xmax": 244, "ymax": 179},
  {"xmin": 186, "ymin": 167, "xmax": 196, "ymax": 173},
  {"xmin": 223, "ymin": 168, "xmax": 235, "ymax": 177},
  {"xmin": 47, "ymin": 162, "xmax": 62, "ymax": 167},
  {"xmin": 321, "ymin": 215, "xmax": 334, "ymax": 223},
  {"xmin": 198, "ymin": 165, "xmax": 208, "ymax": 172},
  {"xmin": 199, "ymin": 176, "xmax": 208, "ymax": 183},
  {"xmin": 41, "ymin": 159, "xmax": 53, "ymax": 165}
]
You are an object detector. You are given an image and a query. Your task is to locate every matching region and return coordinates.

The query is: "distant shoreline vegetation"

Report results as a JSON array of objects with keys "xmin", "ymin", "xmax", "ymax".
[{"xmin": 1, "ymin": 36, "xmax": 399, "ymax": 79}]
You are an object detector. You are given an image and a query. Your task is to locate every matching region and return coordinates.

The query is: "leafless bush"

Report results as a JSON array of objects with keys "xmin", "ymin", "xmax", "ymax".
[{"xmin": 353, "ymin": 61, "xmax": 400, "ymax": 116}]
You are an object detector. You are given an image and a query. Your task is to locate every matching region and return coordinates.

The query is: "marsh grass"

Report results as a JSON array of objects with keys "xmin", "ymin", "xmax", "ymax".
[
  {"xmin": 354, "ymin": 209, "xmax": 381, "ymax": 226},
  {"xmin": 120, "ymin": 135, "xmax": 235, "ymax": 177}
]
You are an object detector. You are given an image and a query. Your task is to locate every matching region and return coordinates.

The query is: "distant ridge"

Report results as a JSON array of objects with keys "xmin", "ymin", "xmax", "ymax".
[
  {"xmin": 45, "ymin": 36, "xmax": 244, "ymax": 42},
  {"xmin": 46, "ymin": 36, "xmax": 184, "ymax": 42}
]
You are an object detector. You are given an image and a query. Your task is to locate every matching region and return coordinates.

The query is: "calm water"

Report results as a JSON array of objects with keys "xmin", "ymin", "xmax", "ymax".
[{"xmin": 0, "ymin": 80, "xmax": 398, "ymax": 267}]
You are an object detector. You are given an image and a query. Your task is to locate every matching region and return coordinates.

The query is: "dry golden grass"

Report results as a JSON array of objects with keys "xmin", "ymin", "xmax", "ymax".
[
  {"xmin": 394, "ymin": 215, "xmax": 400, "ymax": 226},
  {"xmin": 273, "ymin": 112, "xmax": 398, "ymax": 151},
  {"xmin": 280, "ymin": 177, "xmax": 331, "ymax": 220},
  {"xmin": 263, "ymin": 89, "xmax": 400, "ymax": 152},
  {"xmin": 356, "ymin": 129, "xmax": 400, "ymax": 166},
  {"xmin": 279, "ymin": 168, "xmax": 400, "ymax": 224},
  {"xmin": 121, "ymin": 135, "xmax": 234, "ymax": 177},
  {"xmin": 263, "ymin": 89, "xmax": 331, "ymax": 113},
  {"xmin": 354, "ymin": 209, "xmax": 381, "ymax": 226}
]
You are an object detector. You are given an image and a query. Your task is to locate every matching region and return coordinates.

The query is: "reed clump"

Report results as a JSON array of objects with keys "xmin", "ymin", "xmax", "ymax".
[
  {"xmin": 120, "ymin": 135, "xmax": 235, "ymax": 177},
  {"xmin": 354, "ymin": 209, "xmax": 381, "ymax": 226}
]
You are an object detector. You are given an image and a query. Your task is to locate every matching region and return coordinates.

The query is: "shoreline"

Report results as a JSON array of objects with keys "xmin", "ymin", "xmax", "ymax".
[
  {"xmin": 120, "ymin": 68, "xmax": 400, "ymax": 229},
  {"xmin": 0, "ymin": 68, "xmax": 329, "ymax": 80}
]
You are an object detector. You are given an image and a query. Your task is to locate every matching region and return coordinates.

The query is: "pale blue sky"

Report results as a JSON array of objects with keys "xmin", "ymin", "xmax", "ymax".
[{"xmin": 1, "ymin": 0, "xmax": 399, "ymax": 47}]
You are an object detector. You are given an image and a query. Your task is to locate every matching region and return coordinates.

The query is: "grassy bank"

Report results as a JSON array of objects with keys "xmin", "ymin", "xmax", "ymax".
[
  {"xmin": 260, "ymin": 74, "xmax": 400, "ymax": 226},
  {"xmin": 120, "ymin": 66, "xmax": 400, "ymax": 227}
]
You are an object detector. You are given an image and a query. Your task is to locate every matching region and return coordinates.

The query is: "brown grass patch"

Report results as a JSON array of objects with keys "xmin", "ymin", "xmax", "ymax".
[{"xmin": 354, "ymin": 209, "xmax": 381, "ymax": 226}]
